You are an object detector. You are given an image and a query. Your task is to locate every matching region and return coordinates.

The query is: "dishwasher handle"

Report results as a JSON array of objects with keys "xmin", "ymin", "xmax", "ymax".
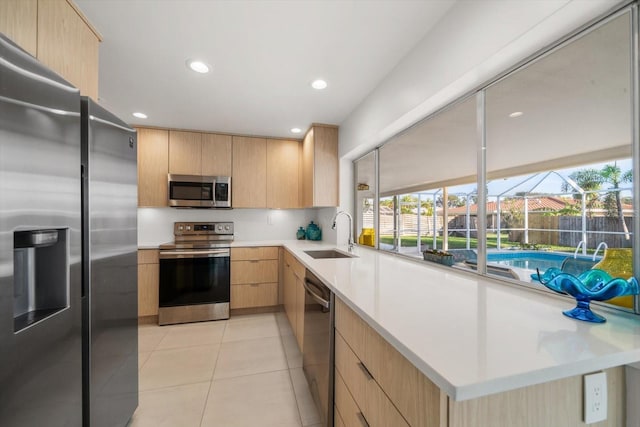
[{"xmin": 303, "ymin": 279, "xmax": 330, "ymax": 309}]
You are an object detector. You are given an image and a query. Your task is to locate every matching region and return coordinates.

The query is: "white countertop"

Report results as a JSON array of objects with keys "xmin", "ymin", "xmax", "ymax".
[
  {"xmin": 145, "ymin": 239, "xmax": 640, "ymax": 400},
  {"xmin": 262, "ymin": 240, "xmax": 640, "ymax": 401}
]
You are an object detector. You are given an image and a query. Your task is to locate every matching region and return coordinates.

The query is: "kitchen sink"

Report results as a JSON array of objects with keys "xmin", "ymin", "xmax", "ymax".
[{"xmin": 304, "ymin": 250, "xmax": 357, "ymax": 259}]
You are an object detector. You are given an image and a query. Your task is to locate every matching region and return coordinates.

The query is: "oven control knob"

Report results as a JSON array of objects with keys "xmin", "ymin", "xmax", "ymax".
[
  {"xmin": 186, "ymin": 225, "xmax": 192, "ymax": 231},
  {"xmin": 178, "ymin": 225, "xmax": 184, "ymax": 231},
  {"xmin": 224, "ymin": 225, "xmax": 230, "ymax": 231},
  {"xmin": 217, "ymin": 225, "xmax": 223, "ymax": 231}
]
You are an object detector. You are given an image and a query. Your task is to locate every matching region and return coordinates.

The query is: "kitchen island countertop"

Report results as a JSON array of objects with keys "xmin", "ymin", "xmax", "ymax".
[{"xmin": 238, "ymin": 240, "xmax": 640, "ymax": 401}]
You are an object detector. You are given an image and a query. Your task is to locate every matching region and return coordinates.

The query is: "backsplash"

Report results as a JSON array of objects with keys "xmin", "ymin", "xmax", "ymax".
[{"xmin": 138, "ymin": 207, "xmax": 338, "ymax": 246}]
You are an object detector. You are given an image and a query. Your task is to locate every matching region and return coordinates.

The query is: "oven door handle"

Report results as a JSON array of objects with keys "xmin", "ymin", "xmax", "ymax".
[
  {"xmin": 160, "ymin": 249, "xmax": 230, "ymax": 259},
  {"xmin": 303, "ymin": 279, "xmax": 330, "ymax": 309}
]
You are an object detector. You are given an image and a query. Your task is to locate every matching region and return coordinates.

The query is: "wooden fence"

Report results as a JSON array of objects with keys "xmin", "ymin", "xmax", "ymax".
[{"xmin": 516, "ymin": 215, "xmax": 632, "ymax": 248}]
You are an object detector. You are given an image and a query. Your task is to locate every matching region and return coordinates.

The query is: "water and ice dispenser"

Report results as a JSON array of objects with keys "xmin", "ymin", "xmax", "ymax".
[{"xmin": 13, "ymin": 228, "xmax": 69, "ymax": 332}]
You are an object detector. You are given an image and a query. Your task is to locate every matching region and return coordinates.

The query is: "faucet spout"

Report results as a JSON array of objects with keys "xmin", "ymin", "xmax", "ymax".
[{"xmin": 331, "ymin": 210, "xmax": 354, "ymax": 252}]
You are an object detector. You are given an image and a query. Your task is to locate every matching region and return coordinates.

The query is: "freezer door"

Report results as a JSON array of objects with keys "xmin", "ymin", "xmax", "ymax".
[
  {"xmin": 81, "ymin": 97, "xmax": 138, "ymax": 427},
  {"xmin": 0, "ymin": 34, "xmax": 83, "ymax": 426}
]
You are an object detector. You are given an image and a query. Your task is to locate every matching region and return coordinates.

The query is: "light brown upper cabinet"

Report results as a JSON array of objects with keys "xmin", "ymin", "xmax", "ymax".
[
  {"xmin": 202, "ymin": 133, "xmax": 232, "ymax": 176},
  {"xmin": 169, "ymin": 131, "xmax": 202, "ymax": 175},
  {"xmin": 232, "ymin": 136, "xmax": 267, "ymax": 208},
  {"xmin": 267, "ymin": 139, "xmax": 300, "ymax": 209},
  {"xmin": 301, "ymin": 124, "xmax": 339, "ymax": 207},
  {"xmin": 0, "ymin": 0, "xmax": 38, "ymax": 56},
  {"xmin": 169, "ymin": 131, "xmax": 232, "ymax": 176},
  {"xmin": 37, "ymin": 0, "xmax": 101, "ymax": 100},
  {"xmin": 1, "ymin": 0, "xmax": 101, "ymax": 99},
  {"xmin": 137, "ymin": 128, "xmax": 169, "ymax": 207}
]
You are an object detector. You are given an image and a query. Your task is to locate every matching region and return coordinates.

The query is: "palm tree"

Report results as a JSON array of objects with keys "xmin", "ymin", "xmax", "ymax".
[
  {"xmin": 601, "ymin": 163, "xmax": 632, "ymax": 240},
  {"xmin": 561, "ymin": 168, "xmax": 603, "ymax": 216}
]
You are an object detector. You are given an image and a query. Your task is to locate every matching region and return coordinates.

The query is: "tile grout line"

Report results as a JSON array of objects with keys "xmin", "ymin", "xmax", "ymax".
[
  {"xmin": 198, "ymin": 320, "xmax": 228, "ymax": 427},
  {"xmin": 277, "ymin": 318, "xmax": 306, "ymax": 427}
]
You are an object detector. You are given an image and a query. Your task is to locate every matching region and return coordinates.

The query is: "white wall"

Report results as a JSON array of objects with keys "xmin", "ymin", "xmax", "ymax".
[
  {"xmin": 336, "ymin": 0, "xmax": 623, "ymax": 240},
  {"xmin": 339, "ymin": 0, "xmax": 622, "ymax": 161},
  {"xmin": 138, "ymin": 207, "xmax": 337, "ymax": 247}
]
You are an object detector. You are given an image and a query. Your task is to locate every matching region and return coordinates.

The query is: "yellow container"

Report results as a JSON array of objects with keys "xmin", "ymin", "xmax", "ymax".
[
  {"xmin": 359, "ymin": 228, "xmax": 375, "ymax": 247},
  {"xmin": 592, "ymin": 248, "xmax": 634, "ymax": 308}
]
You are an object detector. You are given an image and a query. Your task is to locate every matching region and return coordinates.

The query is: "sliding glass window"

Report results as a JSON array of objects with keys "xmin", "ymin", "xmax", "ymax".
[{"xmin": 354, "ymin": 6, "xmax": 637, "ymax": 312}]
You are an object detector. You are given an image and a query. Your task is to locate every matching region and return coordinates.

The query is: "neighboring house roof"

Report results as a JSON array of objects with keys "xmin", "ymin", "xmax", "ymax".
[{"xmin": 443, "ymin": 196, "xmax": 633, "ymax": 215}]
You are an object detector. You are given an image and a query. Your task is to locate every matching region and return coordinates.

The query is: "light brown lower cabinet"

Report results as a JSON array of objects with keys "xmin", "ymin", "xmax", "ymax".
[
  {"xmin": 283, "ymin": 249, "xmax": 306, "ymax": 351},
  {"xmin": 138, "ymin": 249, "xmax": 159, "ymax": 317},
  {"xmin": 230, "ymin": 247, "xmax": 279, "ymax": 310},
  {"xmin": 335, "ymin": 297, "xmax": 625, "ymax": 427}
]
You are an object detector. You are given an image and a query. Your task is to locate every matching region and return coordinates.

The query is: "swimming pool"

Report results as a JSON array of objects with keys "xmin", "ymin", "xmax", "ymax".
[{"xmin": 487, "ymin": 251, "xmax": 598, "ymax": 271}]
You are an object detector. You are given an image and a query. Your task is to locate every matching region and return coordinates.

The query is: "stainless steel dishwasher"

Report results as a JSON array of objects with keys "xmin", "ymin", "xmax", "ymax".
[{"xmin": 302, "ymin": 270, "xmax": 334, "ymax": 427}]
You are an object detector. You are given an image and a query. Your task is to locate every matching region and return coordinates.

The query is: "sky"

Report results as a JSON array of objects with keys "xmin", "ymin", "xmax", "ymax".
[{"xmin": 418, "ymin": 158, "xmax": 633, "ymax": 199}]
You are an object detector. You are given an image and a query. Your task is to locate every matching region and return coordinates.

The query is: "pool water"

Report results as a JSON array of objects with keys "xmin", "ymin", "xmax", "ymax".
[{"xmin": 487, "ymin": 251, "xmax": 596, "ymax": 272}]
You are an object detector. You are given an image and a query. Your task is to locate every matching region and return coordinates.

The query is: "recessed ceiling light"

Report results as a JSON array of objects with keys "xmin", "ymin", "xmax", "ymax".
[
  {"xmin": 311, "ymin": 79, "xmax": 328, "ymax": 90},
  {"xmin": 509, "ymin": 111, "xmax": 524, "ymax": 118},
  {"xmin": 132, "ymin": 112, "xmax": 147, "ymax": 119},
  {"xmin": 290, "ymin": 127, "xmax": 302, "ymax": 134},
  {"xmin": 186, "ymin": 59, "xmax": 210, "ymax": 74}
]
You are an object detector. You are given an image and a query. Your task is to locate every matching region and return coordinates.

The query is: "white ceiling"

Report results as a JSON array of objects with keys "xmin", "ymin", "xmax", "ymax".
[{"xmin": 74, "ymin": 0, "xmax": 455, "ymax": 138}]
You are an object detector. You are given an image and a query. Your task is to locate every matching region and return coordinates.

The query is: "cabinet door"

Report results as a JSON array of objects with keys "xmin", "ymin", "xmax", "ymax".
[
  {"xmin": 312, "ymin": 126, "xmax": 339, "ymax": 207},
  {"xmin": 301, "ymin": 129, "xmax": 314, "ymax": 208},
  {"xmin": 267, "ymin": 139, "xmax": 300, "ymax": 209},
  {"xmin": 202, "ymin": 133, "xmax": 232, "ymax": 176},
  {"xmin": 37, "ymin": 0, "xmax": 100, "ymax": 99},
  {"xmin": 138, "ymin": 250, "xmax": 159, "ymax": 317},
  {"xmin": 0, "ymin": 0, "xmax": 37, "ymax": 56},
  {"xmin": 169, "ymin": 130, "xmax": 202, "ymax": 175},
  {"xmin": 232, "ymin": 136, "xmax": 267, "ymax": 208},
  {"xmin": 295, "ymin": 275, "xmax": 305, "ymax": 351},
  {"xmin": 283, "ymin": 263, "xmax": 297, "ymax": 335},
  {"xmin": 137, "ymin": 128, "xmax": 169, "ymax": 207},
  {"xmin": 230, "ymin": 283, "xmax": 278, "ymax": 309},
  {"xmin": 230, "ymin": 260, "xmax": 278, "ymax": 284}
]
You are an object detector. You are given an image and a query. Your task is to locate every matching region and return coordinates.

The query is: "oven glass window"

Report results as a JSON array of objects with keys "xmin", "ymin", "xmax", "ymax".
[
  {"xmin": 215, "ymin": 182, "xmax": 229, "ymax": 202},
  {"xmin": 159, "ymin": 256, "xmax": 230, "ymax": 306},
  {"xmin": 170, "ymin": 182, "xmax": 213, "ymax": 201}
]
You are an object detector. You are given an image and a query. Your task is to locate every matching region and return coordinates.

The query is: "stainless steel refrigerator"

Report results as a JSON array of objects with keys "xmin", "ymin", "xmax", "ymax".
[
  {"xmin": 0, "ymin": 33, "xmax": 138, "ymax": 426},
  {"xmin": 81, "ymin": 97, "xmax": 138, "ymax": 426}
]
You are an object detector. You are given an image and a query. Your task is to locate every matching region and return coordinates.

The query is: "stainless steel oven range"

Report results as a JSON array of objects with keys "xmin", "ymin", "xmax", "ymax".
[{"xmin": 158, "ymin": 222, "xmax": 233, "ymax": 325}]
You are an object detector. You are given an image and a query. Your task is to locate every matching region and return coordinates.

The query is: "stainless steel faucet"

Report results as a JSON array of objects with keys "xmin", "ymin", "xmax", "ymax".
[{"xmin": 331, "ymin": 210, "xmax": 354, "ymax": 252}]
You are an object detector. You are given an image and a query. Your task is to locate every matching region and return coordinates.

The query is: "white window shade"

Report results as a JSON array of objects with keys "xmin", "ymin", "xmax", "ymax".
[
  {"xmin": 379, "ymin": 96, "xmax": 476, "ymax": 196},
  {"xmin": 486, "ymin": 12, "xmax": 632, "ymax": 179}
]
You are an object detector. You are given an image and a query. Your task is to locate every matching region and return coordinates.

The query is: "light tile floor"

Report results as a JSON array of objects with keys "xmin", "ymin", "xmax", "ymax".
[{"xmin": 129, "ymin": 312, "xmax": 321, "ymax": 427}]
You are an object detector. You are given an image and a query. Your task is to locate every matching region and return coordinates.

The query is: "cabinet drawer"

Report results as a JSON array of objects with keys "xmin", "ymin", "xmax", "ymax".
[
  {"xmin": 138, "ymin": 249, "xmax": 159, "ymax": 264},
  {"xmin": 366, "ymin": 327, "xmax": 420, "ymax": 425},
  {"xmin": 284, "ymin": 250, "xmax": 305, "ymax": 280},
  {"xmin": 335, "ymin": 298, "xmax": 367, "ymax": 360},
  {"xmin": 334, "ymin": 405, "xmax": 347, "ymax": 427},
  {"xmin": 231, "ymin": 259, "xmax": 278, "ymax": 284},
  {"xmin": 230, "ymin": 282, "xmax": 278, "ymax": 309},
  {"xmin": 335, "ymin": 331, "xmax": 368, "ymax": 410},
  {"xmin": 231, "ymin": 246, "xmax": 278, "ymax": 261},
  {"xmin": 336, "ymin": 298, "xmax": 442, "ymax": 427},
  {"xmin": 335, "ymin": 371, "xmax": 368, "ymax": 427}
]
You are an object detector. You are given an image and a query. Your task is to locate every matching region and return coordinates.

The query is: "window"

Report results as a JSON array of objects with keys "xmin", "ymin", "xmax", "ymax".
[{"xmin": 354, "ymin": 7, "xmax": 637, "ymax": 313}]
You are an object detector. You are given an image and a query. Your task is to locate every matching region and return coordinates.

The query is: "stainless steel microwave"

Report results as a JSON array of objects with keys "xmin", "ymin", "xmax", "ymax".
[{"xmin": 168, "ymin": 175, "xmax": 231, "ymax": 208}]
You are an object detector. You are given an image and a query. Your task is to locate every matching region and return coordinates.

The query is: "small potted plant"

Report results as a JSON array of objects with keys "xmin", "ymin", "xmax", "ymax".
[{"xmin": 422, "ymin": 249, "xmax": 455, "ymax": 266}]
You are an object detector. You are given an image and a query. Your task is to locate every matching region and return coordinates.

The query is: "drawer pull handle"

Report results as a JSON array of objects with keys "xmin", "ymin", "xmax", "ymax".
[
  {"xmin": 357, "ymin": 412, "xmax": 370, "ymax": 427},
  {"xmin": 249, "ymin": 260, "xmax": 259, "ymax": 263},
  {"xmin": 358, "ymin": 362, "xmax": 374, "ymax": 380},
  {"xmin": 250, "ymin": 283, "xmax": 259, "ymax": 287}
]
